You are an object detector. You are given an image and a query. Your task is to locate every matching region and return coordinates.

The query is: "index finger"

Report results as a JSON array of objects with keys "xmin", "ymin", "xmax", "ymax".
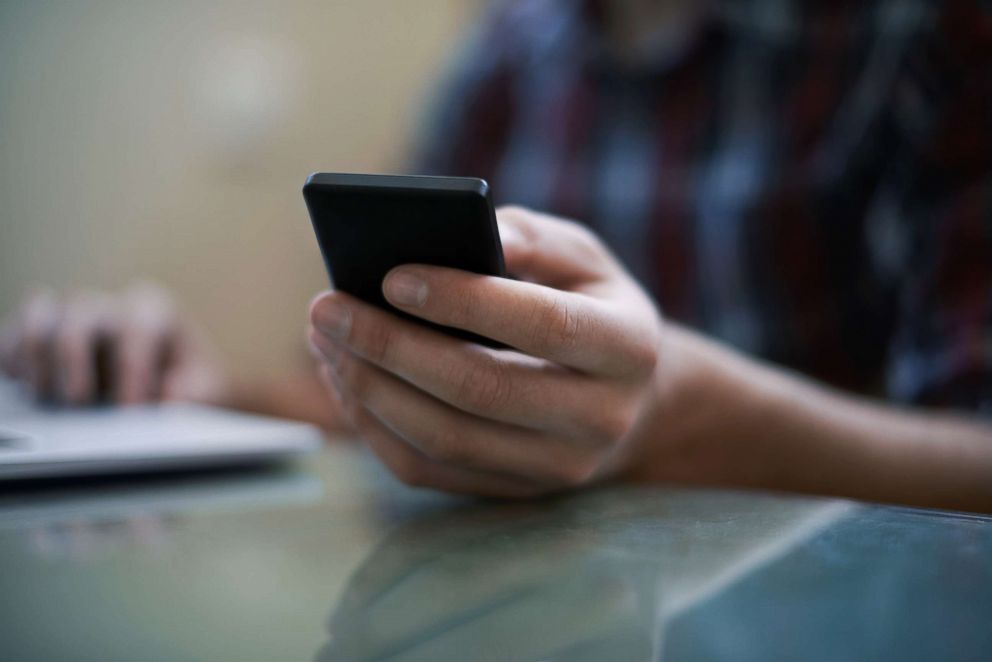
[{"xmin": 382, "ymin": 266, "xmax": 656, "ymax": 377}]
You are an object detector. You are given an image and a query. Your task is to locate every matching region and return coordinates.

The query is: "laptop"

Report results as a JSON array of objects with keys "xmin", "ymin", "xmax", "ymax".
[{"xmin": 0, "ymin": 378, "xmax": 322, "ymax": 479}]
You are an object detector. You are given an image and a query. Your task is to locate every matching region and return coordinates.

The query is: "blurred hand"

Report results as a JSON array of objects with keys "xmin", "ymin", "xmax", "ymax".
[
  {"xmin": 0, "ymin": 282, "xmax": 227, "ymax": 406},
  {"xmin": 308, "ymin": 207, "xmax": 665, "ymax": 497}
]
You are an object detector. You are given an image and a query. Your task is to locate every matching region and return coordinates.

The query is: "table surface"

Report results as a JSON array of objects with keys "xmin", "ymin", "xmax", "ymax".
[{"xmin": 0, "ymin": 442, "xmax": 990, "ymax": 662}]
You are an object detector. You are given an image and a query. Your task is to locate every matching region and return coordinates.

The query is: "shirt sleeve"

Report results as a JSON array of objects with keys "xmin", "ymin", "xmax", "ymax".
[{"xmin": 883, "ymin": 2, "xmax": 992, "ymax": 416}]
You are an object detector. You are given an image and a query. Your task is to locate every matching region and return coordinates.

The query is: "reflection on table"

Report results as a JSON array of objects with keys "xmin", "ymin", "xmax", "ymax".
[
  {"xmin": 320, "ymin": 487, "xmax": 847, "ymax": 661},
  {"xmin": 0, "ymin": 446, "xmax": 989, "ymax": 662}
]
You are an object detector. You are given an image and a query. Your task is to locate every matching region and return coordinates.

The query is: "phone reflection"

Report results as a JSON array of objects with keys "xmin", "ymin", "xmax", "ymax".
[{"xmin": 318, "ymin": 487, "xmax": 849, "ymax": 661}]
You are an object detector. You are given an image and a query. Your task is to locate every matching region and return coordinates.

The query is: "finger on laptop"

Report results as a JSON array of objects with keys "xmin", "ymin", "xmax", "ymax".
[
  {"xmin": 53, "ymin": 292, "xmax": 113, "ymax": 404},
  {"xmin": 113, "ymin": 284, "xmax": 176, "ymax": 404}
]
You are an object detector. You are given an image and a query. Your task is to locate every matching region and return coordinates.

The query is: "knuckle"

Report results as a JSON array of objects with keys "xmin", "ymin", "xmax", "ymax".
[
  {"xmin": 572, "ymin": 223, "xmax": 604, "ymax": 250},
  {"xmin": 567, "ymin": 223, "xmax": 613, "ymax": 265},
  {"xmin": 626, "ymin": 333, "xmax": 660, "ymax": 379},
  {"xmin": 454, "ymin": 353, "xmax": 511, "ymax": 412},
  {"xmin": 448, "ymin": 288, "xmax": 478, "ymax": 327},
  {"xmin": 362, "ymin": 319, "xmax": 396, "ymax": 365},
  {"xmin": 535, "ymin": 295, "xmax": 582, "ymax": 352},
  {"xmin": 558, "ymin": 217, "xmax": 607, "ymax": 253},
  {"xmin": 496, "ymin": 205, "xmax": 533, "ymax": 221}
]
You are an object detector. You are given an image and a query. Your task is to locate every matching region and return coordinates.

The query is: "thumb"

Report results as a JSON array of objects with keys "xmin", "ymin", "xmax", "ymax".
[{"xmin": 497, "ymin": 206, "xmax": 615, "ymax": 289}]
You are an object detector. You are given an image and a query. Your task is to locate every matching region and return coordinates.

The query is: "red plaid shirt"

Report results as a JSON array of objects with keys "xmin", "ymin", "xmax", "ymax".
[{"xmin": 414, "ymin": 0, "xmax": 992, "ymax": 414}]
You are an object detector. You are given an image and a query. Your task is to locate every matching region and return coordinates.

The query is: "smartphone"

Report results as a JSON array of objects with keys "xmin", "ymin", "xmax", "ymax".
[{"xmin": 302, "ymin": 172, "xmax": 507, "ymax": 346}]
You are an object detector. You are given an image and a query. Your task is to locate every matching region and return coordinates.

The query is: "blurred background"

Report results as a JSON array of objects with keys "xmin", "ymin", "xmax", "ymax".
[{"xmin": 0, "ymin": 0, "xmax": 482, "ymax": 383}]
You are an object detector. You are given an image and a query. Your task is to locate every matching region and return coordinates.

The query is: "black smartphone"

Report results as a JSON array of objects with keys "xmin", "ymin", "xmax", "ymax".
[{"xmin": 302, "ymin": 172, "xmax": 507, "ymax": 346}]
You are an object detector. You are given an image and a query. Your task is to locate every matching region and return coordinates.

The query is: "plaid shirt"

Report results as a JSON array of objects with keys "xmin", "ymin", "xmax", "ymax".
[{"xmin": 414, "ymin": 0, "xmax": 992, "ymax": 414}]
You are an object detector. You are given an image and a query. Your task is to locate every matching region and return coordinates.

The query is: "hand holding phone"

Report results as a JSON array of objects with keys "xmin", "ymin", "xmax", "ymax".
[{"xmin": 306, "ymin": 205, "xmax": 667, "ymax": 498}]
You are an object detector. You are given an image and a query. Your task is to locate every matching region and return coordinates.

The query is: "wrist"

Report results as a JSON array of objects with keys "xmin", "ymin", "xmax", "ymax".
[
  {"xmin": 613, "ymin": 324, "xmax": 723, "ymax": 483},
  {"xmin": 620, "ymin": 323, "xmax": 794, "ymax": 488},
  {"xmin": 608, "ymin": 322, "xmax": 992, "ymax": 511}
]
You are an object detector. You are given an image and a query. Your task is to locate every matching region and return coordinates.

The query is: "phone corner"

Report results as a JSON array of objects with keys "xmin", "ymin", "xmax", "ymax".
[
  {"xmin": 302, "ymin": 172, "xmax": 322, "ymax": 192},
  {"xmin": 472, "ymin": 178, "xmax": 491, "ymax": 198}
]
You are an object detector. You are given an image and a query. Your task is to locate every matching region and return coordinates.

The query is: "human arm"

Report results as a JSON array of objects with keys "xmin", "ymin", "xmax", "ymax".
[
  {"xmin": 308, "ymin": 207, "xmax": 992, "ymax": 510},
  {"xmin": 627, "ymin": 324, "xmax": 992, "ymax": 512}
]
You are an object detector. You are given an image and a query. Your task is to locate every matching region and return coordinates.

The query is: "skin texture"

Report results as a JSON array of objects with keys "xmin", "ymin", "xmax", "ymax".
[
  {"xmin": 307, "ymin": 207, "xmax": 992, "ymax": 511},
  {"xmin": 308, "ymin": 208, "xmax": 664, "ymax": 498},
  {"xmin": 3, "ymin": 208, "xmax": 991, "ymax": 511},
  {"xmin": 0, "ymin": 282, "xmax": 228, "ymax": 407},
  {"xmin": 0, "ymin": 281, "xmax": 343, "ymax": 428}
]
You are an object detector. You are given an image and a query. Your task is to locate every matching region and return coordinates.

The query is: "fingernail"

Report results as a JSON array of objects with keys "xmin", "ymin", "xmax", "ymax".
[
  {"xmin": 384, "ymin": 270, "xmax": 428, "ymax": 307},
  {"xmin": 315, "ymin": 300, "xmax": 352, "ymax": 340}
]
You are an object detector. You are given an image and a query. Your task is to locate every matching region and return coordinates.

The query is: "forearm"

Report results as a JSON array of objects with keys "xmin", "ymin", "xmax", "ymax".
[{"xmin": 633, "ymin": 325, "xmax": 992, "ymax": 512}]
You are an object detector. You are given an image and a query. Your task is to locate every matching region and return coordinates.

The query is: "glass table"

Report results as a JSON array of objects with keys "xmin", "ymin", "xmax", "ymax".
[{"xmin": 0, "ymin": 441, "xmax": 989, "ymax": 661}]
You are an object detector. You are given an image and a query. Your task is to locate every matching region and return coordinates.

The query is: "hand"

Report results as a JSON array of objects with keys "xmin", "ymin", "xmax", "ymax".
[
  {"xmin": 0, "ymin": 282, "xmax": 227, "ymax": 406},
  {"xmin": 308, "ymin": 207, "xmax": 665, "ymax": 497}
]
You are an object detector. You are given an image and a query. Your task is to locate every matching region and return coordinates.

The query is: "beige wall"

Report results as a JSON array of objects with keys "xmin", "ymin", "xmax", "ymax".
[{"xmin": 0, "ymin": 0, "xmax": 481, "ymax": 380}]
